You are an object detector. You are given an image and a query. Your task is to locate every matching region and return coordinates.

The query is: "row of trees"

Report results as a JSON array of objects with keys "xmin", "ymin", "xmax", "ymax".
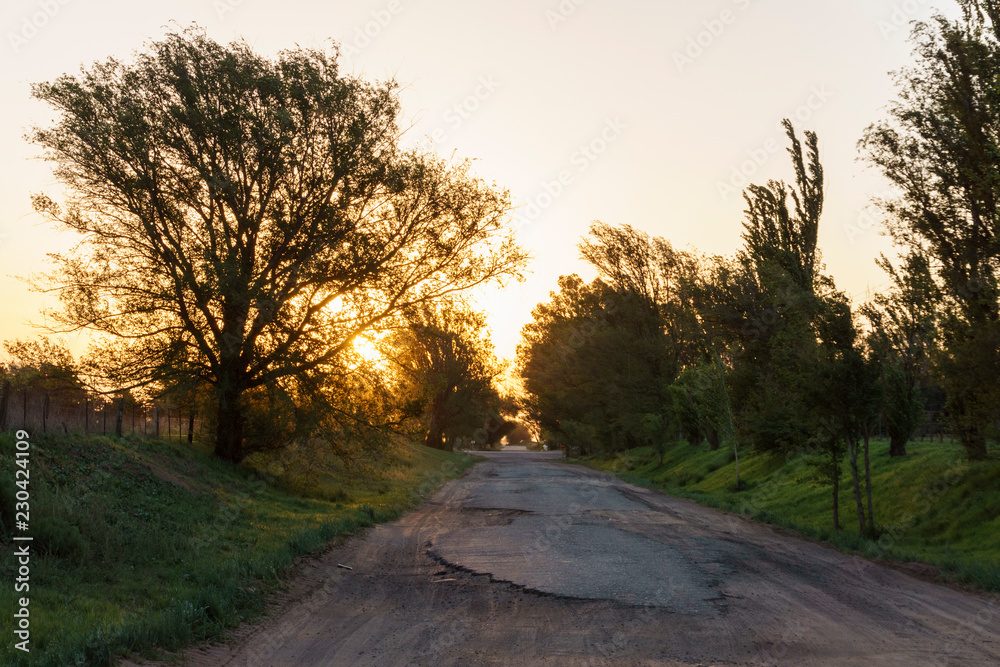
[
  {"xmin": 519, "ymin": 3, "xmax": 1000, "ymax": 532},
  {"xmin": 23, "ymin": 27, "xmax": 523, "ymax": 465}
]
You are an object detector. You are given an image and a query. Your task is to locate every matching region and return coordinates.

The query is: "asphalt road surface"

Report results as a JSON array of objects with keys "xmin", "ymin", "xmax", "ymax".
[{"xmin": 138, "ymin": 450, "xmax": 999, "ymax": 666}]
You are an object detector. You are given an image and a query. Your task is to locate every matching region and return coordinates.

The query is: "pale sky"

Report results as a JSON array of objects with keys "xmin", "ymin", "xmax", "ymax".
[{"xmin": 0, "ymin": 0, "xmax": 955, "ymax": 361}]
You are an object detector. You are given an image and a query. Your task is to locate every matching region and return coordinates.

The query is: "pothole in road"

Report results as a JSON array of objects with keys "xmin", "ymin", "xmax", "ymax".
[
  {"xmin": 458, "ymin": 508, "xmax": 533, "ymax": 526},
  {"xmin": 430, "ymin": 516, "xmax": 721, "ymax": 613}
]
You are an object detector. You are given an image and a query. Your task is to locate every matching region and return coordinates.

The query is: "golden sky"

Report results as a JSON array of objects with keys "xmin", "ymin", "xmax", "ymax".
[{"xmin": 0, "ymin": 0, "xmax": 954, "ymax": 361}]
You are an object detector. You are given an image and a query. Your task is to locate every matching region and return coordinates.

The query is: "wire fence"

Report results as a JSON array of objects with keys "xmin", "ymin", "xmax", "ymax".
[{"xmin": 0, "ymin": 380, "xmax": 201, "ymax": 442}]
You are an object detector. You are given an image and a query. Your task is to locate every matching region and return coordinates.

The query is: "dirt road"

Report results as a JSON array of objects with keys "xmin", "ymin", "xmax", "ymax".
[{"xmin": 144, "ymin": 451, "xmax": 999, "ymax": 666}]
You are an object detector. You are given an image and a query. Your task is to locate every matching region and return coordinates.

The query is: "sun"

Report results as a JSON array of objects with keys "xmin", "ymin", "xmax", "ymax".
[{"xmin": 349, "ymin": 333, "xmax": 387, "ymax": 369}]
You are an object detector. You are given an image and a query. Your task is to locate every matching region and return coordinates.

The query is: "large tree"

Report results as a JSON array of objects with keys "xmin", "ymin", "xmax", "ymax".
[
  {"xmin": 29, "ymin": 28, "xmax": 527, "ymax": 462},
  {"xmin": 698, "ymin": 120, "xmax": 827, "ymax": 455},
  {"xmin": 384, "ymin": 301, "xmax": 505, "ymax": 450},
  {"xmin": 861, "ymin": 251, "xmax": 938, "ymax": 457},
  {"xmin": 811, "ymin": 294, "xmax": 881, "ymax": 534},
  {"xmin": 519, "ymin": 223, "xmax": 697, "ymax": 454},
  {"xmin": 861, "ymin": 9, "xmax": 1000, "ymax": 459},
  {"xmin": 518, "ymin": 275, "xmax": 676, "ymax": 455},
  {"xmin": 741, "ymin": 119, "xmax": 824, "ymax": 296},
  {"xmin": 579, "ymin": 221, "xmax": 703, "ymax": 370}
]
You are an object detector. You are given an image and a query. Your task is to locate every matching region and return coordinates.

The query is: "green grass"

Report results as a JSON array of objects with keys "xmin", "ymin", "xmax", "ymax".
[
  {"xmin": 0, "ymin": 432, "xmax": 475, "ymax": 666},
  {"xmin": 576, "ymin": 437, "xmax": 1000, "ymax": 592}
]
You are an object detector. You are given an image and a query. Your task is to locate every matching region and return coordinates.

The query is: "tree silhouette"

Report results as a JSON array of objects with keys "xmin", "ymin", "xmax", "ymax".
[
  {"xmin": 384, "ymin": 301, "xmax": 504, "ymax": 450},
  {"xmin": 29, "ymin": 28, "xmax": 527, "ymax": 462},
  {"xmin": 861, "ymin": 12, "xmax": 1000, "ymax": 459}
]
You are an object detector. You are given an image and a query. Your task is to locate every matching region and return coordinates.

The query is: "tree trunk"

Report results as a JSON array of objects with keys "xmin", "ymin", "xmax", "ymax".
[
  {"xmin": 214, "ymin": 381, "xmax": 245, "ymax": 462},
  {"xmin": 952, "ymin": 386, "xmax": 990, "ymax": 460},
  {"xmin": 888, "ymin": 434, "xmax": 908, "ymax": 457},
  {"xmin": 863, "ymin": 430, "xmax": 875, "ymax": 533},
  {"xmin": 425, "ymin": 419, "xmax": 445, "ymax": 449},
  {"xmin": 0, "ymin": 380, "xmax": 10, "ymax": 431},
  {"xmin": 706, "ymin": 424, "xmax": 720, "ymax": 451},
  {"xmin": 115, "ymin": 396, "xmax": 125, "ymax": 437},
  {"xmin": 188, "ymin": 410, "xmax": 196, "ymax": 444},
  {"xmin": 847, "ymin": 436, "xmax": 867, "ymax": 535},
  {"xmin": 424, "ymin": 395, "xmax": 447, "ymax": 450},
  {"xmin": 832, "ymin": 464, "xmax": 840, "ymax": 531},
  {"xmin": 831, "ymin": 445, "xmax": 841, "ymax": 531},
  {"xmin": 734, "ymin": 445, "xmax": 740, "ymax": 491},
  {"xmin": 959, "ymin": 428, "xmax": 989, "ymax": 461}
]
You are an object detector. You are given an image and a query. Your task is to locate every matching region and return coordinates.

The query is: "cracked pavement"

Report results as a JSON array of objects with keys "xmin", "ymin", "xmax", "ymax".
[{"xmin": 129, "ymin": 450, "xmax": 1000, "ymax": 666}]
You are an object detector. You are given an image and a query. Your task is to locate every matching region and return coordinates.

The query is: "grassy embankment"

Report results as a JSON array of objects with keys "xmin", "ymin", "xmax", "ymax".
[
  {"xmin": 577, "ymin": 437, "xmax": 1000, "ymax": 592},
  {"xmin": 0, "ymin": 431, "xmax": 476, "ymax": 666}
]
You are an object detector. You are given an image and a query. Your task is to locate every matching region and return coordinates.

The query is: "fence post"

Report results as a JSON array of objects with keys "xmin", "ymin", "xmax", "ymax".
[
  {"xmin": 0, "ymin": 380, "xmax": 10, "ymax": 432},
  {"xmin": 22, "ymin": 386, "xmax": 27, "ymax": 430},
  {"xmin": 115, "ymin": 396, "xmax": 124, "ymax": 437},
  {"xmin": 155, "ymin": 407, "xmax": 160, "ymax": 439},
  {"xmin": 187, "ymin": 410, "xmax": 195, "ymax": 444},
  {"xmin": 102, "ymin": 401, "xmax": 107, "ymax": 435},
  {"xmin": 84, "ymin": 395, "xmax": 89, "ymax": 435},
  {"xmin": 43, "ymin": 394, "xmax": 50, "ymax": 433}
]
